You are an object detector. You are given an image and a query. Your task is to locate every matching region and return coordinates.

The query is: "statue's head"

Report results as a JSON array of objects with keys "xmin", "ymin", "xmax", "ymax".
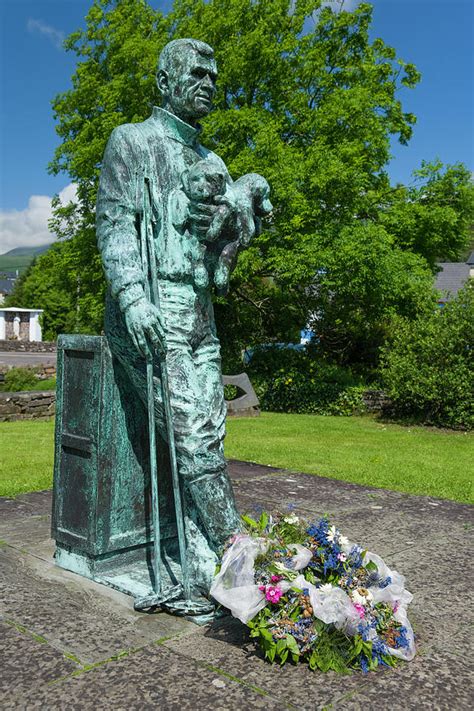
[
  {"xmin": 157, "ymin": 39, "xmax": 217, "ymax": 125},
  {"xmin": 181, "ymin": 160, "xmax": 226, "ymax": 202}
]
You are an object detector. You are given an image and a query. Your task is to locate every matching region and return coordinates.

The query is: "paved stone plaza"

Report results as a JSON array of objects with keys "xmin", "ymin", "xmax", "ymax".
[{"xmin": 0, "ymin": 460, "xmax": 472, "ymax": 710}]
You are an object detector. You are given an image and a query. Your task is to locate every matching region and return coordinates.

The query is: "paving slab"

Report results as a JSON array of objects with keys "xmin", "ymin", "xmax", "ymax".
[
  {"xmin": 0, "ymin": 460, "xmax": 472, "ymax": 710},
  {"xmin": 329, "ymin": 649, "xmax": 472, "ymax": 711},
  {"xmin": 163, "ymin": 615, "xmax": 369, "ymax": 710},
  {"xmin": 4, "ymin": 644, "xmax": 284, "ymax": 711},
  {"xmin": 0, "ymin": 545, "xmax": 192, "ymax": 666},
  {"xmin": 0, "ymin": 622, "xmax": 79, "ymax": 700}
]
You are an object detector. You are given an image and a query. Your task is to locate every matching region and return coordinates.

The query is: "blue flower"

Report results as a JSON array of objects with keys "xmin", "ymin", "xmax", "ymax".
[
  {"xmin": 371, "ymin": 638, "xmax": 390, "ymax": 667},
  {"xmin": 379, "ymin": 576, "xmax": 392, "ymax": 589},
  {"xmin": 360, "ymin": 655, "xmax": 369, "ymax": 673},
  {"xmin": 395, "ymin": 626, "xmax": 410, "ymax": 649},
  {"xmin": 367, "ymin": 571, "xmax": 380, "ymax": 586},
  {"xmin": 372, "ymin": 638, "xmax": 388, "ymax": 655},
  {"xmin": 307, "ymin": 518, "xmax": 330, "ymax": 540},
  {"xmin": 348, "ymin": 545, "xmax": 363, "ymax": 569},
  {"xmin": 358, "ymin": 622, "xmax": 371, "ymax": 641}
]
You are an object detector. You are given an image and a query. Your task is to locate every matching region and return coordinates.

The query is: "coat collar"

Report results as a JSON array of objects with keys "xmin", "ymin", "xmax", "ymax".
[{"xmin": 152, "ymin": 106, "xmax": 201, "ymax": 148}]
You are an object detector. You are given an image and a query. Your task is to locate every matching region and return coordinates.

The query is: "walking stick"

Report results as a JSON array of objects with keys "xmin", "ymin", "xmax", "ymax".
[
  {"xmin": 134, "ymin": 179, "xmax": 213, "ymax": 615},
  {"xmin": 133, "ymin": 178, "xmax": 181, "ymax": 611}
]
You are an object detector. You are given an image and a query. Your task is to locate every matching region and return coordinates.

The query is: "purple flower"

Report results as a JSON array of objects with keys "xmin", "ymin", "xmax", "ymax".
[{"xmin": 265, "ymin": 585, "xmax": 283, "ymax": 603}]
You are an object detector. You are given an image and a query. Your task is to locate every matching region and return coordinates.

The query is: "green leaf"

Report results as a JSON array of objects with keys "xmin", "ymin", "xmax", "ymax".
[
  {"xmin": 241, "ymin": 514, "xmax": 258, "ymax": 529},
  {"xmin": 365, "ymin": 560, "xmax": 378, "ymax": 572},
  {"xmin": 258, "ymin": 511, "xmax": 269, "ymax": 532},
  {"xmin": 353, "ymin": 635, "xmax": 363, "ymax": 656},
  {"xmin": 259, "ymin": 628, "xmax": 273, "ymax": 642},
  {"xmin": 285, "ymin": 634, "xmax": 300, "ymax": 657},
  {"xmin": 276, "ymin": 638, "xmax": 287, "ymax": 655}
]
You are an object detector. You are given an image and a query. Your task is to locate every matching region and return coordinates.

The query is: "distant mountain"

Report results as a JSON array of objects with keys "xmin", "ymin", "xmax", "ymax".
[
  {"xmin": 1, "ymin": 243, "xmax": 52, "ymax": 258},
  {"xmin": 0, "ymin": 243, "xmax": 52, "ymax": 275}
]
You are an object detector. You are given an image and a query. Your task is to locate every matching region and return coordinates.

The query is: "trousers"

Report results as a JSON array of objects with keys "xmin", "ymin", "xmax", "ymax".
[{"xmin": 105, "ymin": 280, "xmax": 241, "ymax": 566}]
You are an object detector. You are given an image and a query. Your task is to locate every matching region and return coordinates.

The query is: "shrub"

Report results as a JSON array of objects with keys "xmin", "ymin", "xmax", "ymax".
[
  {"xmin": 380, "ymin": 283, "xmax": 474, "ymax": 429},
  {"xmin": 246, "ymin": 347, "xmax": 367, "ymax": 415},
  {"xmin": 1, "ymin": 366, "xmax": 39, "ymax": 392},
  {"xmin": 224, "ymin": 384, "xmax": 238, "ymax": 400}
]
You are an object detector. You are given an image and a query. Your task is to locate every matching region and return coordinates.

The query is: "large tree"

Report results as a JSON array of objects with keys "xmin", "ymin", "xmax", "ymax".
[{"xmin": 11, "ymin": 0, "xmax": 473, "ymax": 368}]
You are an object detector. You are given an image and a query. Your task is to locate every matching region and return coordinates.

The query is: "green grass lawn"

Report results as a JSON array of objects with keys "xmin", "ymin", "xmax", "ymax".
[
  {"xmin": 0, "ymin": 414, "xmax": 472, "ymax": 503},
  {"xmin": 225, "ymin": 413, "xmax": 473, "ymax": 504},
  {"xmin": 0, "ymin": 419, "xmax": 56, "ymax": 497},
  {"xmin": 0, "ymin": 378, "xmax": 57, "ymax": 393},
  {"xmin": 28, "ymin": 378, "xmax": 56, "ymax": 391}
]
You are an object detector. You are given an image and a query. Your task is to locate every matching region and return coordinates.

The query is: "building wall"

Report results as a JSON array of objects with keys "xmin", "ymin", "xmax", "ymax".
[
  {"xmin": 4, "ymin": 313, "xmax": 15, "ymax": 339},
  {"xmin": 19, "ymin": 313, "xmax": 30, "ymax": 340},
  {"xmin": 29, "ymin": 312, "xmax": 42, "ymax": 341},
  {"xmin": 0, "ymin": 309, "xmax": 43, "ymax": 341}
]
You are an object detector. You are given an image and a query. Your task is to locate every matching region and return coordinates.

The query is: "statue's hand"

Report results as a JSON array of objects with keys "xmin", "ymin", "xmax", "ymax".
[
  {"xmin": 207, "ymin": 197, "xmax": 233, "ymax": 242},
  {"xmin": 124, "ymin": 298, "xmax": 167, "ymax": 358},
  {"xmin": 187, "ymin": 200, "xmax": 218, "ymax": 239}
]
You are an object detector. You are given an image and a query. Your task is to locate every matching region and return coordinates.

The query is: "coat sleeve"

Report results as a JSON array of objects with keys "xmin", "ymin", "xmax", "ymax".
[{"xmin": 96, "ymin": 124, "xmax": 146, "ymax": 312}]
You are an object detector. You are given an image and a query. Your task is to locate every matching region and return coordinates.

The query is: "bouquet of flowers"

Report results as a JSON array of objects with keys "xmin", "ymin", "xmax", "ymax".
[{"xmin": 210, "ymin": 512, "xmax": 415, "ymax": 673}]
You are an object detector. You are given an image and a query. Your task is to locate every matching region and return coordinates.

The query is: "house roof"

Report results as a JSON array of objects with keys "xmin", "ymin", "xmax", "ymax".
[
  {"xmin": 434, "ymin": 262, "xmax": 470, "ymax": 300},
  {"xmin": 0, "ymin": 279, "xmax": 14, "ymax": 294},
  {"xmin": 467, "ymin": 251, "xmax": 474, "ymax": 266},
  {"xmin": 0, "ymin": 307, "xmax": 44, "ymax": 313}
]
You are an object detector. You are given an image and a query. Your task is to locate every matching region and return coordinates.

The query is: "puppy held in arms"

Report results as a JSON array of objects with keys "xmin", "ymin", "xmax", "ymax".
[{"xmin": 171, "ymin": 159, "xmax": 272, "ymax": 293}]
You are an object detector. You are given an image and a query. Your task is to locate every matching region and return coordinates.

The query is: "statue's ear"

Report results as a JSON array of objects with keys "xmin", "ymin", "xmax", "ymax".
[
  {"xmin": 180, "ymin": 168, "xmax": 190, "ymax": 194},
  {"xmin": 217, "ymin": 171, "xmax": 226, "ymax": 193},
  {"xmin": 157, "ymin": 69, "xmax": 169, "ymax": 96},
  {"xmin": 260, "ymin": 196, "xmax": 273, "ymax": 215}
]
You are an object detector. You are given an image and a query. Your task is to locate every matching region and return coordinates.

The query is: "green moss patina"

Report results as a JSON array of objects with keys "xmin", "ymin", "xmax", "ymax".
[{"xmin": 52, "ymin": 39, "xmax": 270, "ymax": 621}]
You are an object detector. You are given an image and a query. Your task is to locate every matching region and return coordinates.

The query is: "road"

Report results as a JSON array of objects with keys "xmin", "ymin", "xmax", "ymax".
[{"xmin": 0, "ymin": 352, "xmax": 57, "ymax": 367}]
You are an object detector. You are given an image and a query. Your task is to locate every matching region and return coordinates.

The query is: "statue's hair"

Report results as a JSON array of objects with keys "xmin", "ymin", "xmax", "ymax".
[{"xmin": 158, "ymin": 38, "xmax": 214, "ymax": 74}]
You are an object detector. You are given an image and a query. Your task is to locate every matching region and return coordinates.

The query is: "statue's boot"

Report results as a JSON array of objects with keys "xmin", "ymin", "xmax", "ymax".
[{"xmin": 187, "ymin": 469, "xmax": 241, "ymax": 550}]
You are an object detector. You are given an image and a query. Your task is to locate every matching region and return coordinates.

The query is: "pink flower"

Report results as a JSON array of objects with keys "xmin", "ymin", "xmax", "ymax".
[
  {"xmin": 393, "ymin": 601, "xmax": 400, "ymax": 614},
  {"xmin": 265, "ymin": 585, "xmax": 283, "ymax": 603},
  {"xmin": 270, "ymin": 574, "xmax": 282, "ymax": 583},
  {"xmin": 353, "ymin": 603, "xmax": 365, "ymax": 619},
  {"xmin": 258, "ymin": 585, "xmax": 266, "ymax": 592},
  {"xmin": 337, "ymin": 553, "xmax": 347, "ymax": 562}
]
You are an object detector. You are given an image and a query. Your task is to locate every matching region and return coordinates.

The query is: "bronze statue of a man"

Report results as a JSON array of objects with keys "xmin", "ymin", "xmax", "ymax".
[{"xmin": 96, "ymin": 39, "xmax": 270, "ymax": 602}]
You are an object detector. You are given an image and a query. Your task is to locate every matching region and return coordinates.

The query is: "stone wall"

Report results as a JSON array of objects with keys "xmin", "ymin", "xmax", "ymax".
[
  {"xmin": 0, "ymin": 340, "xmax": 57, "ymax": 352},
  {"xmin": 0, "ymin": 391, "xmax": 56, "ymax": 421},
  {"xmin": 37, "ymin": 364, "xmax": 56, "ymax": 379},
  {"xmin": 0, "ymin": 387, "xmax": 389, "ymax": 421},
  {"xmin": 361, "ymin": 389, "xmax": 392, "ymax": 413}
]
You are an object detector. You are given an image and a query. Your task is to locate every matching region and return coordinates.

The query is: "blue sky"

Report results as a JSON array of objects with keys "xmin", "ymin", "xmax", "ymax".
[{"xmin": 0, "ymin": 0, "xmax": 473, "ymax": 252}]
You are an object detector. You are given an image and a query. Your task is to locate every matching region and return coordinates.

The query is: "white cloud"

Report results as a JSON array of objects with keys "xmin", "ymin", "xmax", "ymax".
[
  {"xmin": 302, "ymin": 1, "xmax": 361, "ymax": 33},
  {"xmin": 27, "ymin": 18, "xmax": 65, "ymax": 50},
  {"xmin": 322, "ymin": 0, "xmax": 361, "ymax": 10},
  {"xmin": 0, "ymin": 184, "xmax": 78, "ymax": 254}
]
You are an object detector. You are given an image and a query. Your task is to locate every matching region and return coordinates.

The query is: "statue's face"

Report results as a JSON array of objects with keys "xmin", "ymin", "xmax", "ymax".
[
  {"xmin": 160, "ymin": 49, "xmax": 217, "ymax": 124},
  {"xmin": 185, "ymin": 162, "xmax": 226, "ymax": 201}
]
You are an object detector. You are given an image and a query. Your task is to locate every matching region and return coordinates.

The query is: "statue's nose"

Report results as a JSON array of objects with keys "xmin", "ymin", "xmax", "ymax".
[{"xmin": 201, "ymin": 74, "xmax": 215, "ymax": 90}]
